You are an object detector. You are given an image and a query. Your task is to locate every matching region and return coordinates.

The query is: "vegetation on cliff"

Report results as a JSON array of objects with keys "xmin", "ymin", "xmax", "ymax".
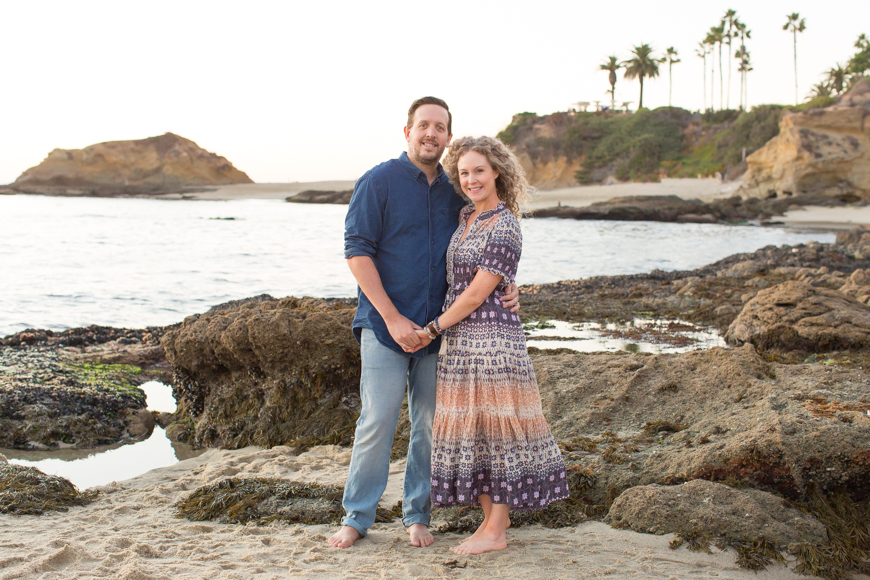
[{"xmin": 498, "ymin": 101, "xmax": 840, "ymax": 186}]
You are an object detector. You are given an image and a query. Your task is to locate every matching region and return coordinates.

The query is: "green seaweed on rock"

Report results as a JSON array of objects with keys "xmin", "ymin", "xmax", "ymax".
[
  {"xmin": 174, "ymin": 477, "xmax": 396, "ymax": 526},
  {"xmin": 0, "ymin": 463, "xmax": 97, "ymax": 515}
]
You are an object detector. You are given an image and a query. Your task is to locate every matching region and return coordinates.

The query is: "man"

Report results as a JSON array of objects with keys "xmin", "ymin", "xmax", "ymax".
[{"xmin": 329, "ymin": 97, "xmax": 518, "ymax": 549}]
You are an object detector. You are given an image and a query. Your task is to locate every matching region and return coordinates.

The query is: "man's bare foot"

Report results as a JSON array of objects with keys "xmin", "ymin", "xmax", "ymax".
[
  {"xmin": 450, "ymin": 529, "xmax": 507, "ymax": 555},
  {"xmin": 328, "ymin": 526, "xmax": 361, "ymax": 548},
  {"xmin": 407, "ymin": 523, "xmax": 434, "ymax": 547}
]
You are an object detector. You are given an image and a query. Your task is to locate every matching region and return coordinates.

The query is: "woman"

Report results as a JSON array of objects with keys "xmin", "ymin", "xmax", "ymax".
[{"xmin": 417, "ymin": 136, "xmax": 568, "ymax": 555}]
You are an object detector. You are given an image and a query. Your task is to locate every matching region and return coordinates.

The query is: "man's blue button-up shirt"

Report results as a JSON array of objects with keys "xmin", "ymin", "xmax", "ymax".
[{"xmin": 344, "ymin": 151, "xmax": 467, "ymax": 357}]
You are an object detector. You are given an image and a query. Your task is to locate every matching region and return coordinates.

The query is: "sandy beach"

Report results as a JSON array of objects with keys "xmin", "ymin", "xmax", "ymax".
[
  {"xmin": 0, "ymin": 447, "xmax": 810, "ymax": 580},
  {"xmin": 169, "ymin": 178, "xmax": 734, "ymax": 209},
  {"xmin": 167, "ymin": 178, "xmax": 870, "ymax": 228}
]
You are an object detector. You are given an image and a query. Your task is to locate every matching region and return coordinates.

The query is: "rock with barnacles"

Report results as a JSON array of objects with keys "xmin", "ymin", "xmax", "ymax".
[
  {"xmin": 161, "ymin": 296, "xmax": 362, "ymax": 449},
  {"xmin": 605, "ymin": 480, "xmax": 826, "ymax": 545}
]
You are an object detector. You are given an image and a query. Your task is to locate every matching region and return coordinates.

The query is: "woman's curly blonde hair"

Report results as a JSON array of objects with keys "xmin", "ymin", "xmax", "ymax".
[{"xmin": 442, "ymin": 136, "xmax": 533, "ymax": 219}]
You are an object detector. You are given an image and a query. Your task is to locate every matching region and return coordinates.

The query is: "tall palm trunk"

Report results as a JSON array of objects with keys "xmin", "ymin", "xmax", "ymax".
[
  {"xmin": 793, "ymin": 30, "xmax": 798, "ymax": 105},
  {"xmin": 718, "ymin": 42, "xmax": 724, "ymax": 109},
  {"xmin": 609, "ymin": 70, "xmax": 617, "ymax": 110},
  {"xmin": 639, "ymin": 75, "xmax": 645, "ymax": 109},
  {"xmin": 669, "ymin": 60, "xmax": 673, "ymax": 106},
  {"xmin": 702, "ymin": 53, "xmax": 707, "ymax": 111},
  {"xmin": 726, "ymin": 41, "xmax": 732, "ymax": 109},
  {"xmin": 710, "ymin": 53, "xmax": 716, "ymax": 111}
]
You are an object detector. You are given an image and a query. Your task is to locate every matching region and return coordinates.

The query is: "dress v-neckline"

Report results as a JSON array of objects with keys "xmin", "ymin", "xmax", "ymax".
[{"xmin": 457, "ymin": 203, "xmax": 502, "ymax": 245}]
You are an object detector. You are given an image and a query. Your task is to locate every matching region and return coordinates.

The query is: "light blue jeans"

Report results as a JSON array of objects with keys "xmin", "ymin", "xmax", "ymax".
[{"xmin": 341, "ymin": 329, "xmax": 438, "ymax": 536}]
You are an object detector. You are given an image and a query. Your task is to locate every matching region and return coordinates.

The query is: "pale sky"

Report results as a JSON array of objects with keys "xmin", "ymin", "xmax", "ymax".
[{"xmin": 2, "ymin": 1, "xmax": 867, "ymax": 185}]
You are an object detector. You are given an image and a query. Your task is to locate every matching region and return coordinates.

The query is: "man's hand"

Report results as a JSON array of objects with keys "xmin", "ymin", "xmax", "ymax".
[
  {"xmin": 386, "ymin": 314, "xmax": 425, "ymax": 353},
  {"xmin": 499, "ymin": 282, "xmax": 521, "ymax": 313},
  {"xmin": 414, "ymin": 329, "xmax": 433, "ymax": 351}
]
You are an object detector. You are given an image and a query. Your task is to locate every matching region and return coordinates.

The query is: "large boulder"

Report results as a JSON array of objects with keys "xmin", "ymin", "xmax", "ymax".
[
  {"xmin": 7, "ymin": 133, "xmax": 252, "ymax": 196},
  {"xmin": 724, "ymin": 280, "xmax": 870, "ymax": 351},
  {"xmin": 738, "ymin": 78, "xmax": 870, "ymax": 200},
  {"xmin": 605, "ymin": 480, "xmax": 827, "ymax": 545},
  {"xmin": 160, "ymin": 297, "xmax": 361, "ymax": 449}
]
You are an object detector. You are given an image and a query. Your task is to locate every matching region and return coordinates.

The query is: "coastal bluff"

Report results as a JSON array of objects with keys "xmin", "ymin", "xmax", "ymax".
[
  {"xmin": 739, "ymin": 79, "xmax": 870, "ymax": 201},
  {"xmin": 5, "ymin": 133, "xmax": 252, "ymax": 196}
]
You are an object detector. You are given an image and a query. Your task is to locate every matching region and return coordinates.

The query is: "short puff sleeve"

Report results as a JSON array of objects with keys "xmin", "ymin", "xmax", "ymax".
[{"xmin": 476, "ymin": 210, "xmax": 521, "ymax": 289}]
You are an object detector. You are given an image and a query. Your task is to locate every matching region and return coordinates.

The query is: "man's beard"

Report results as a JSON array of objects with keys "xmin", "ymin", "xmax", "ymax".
[{"xmin": 411, "ymin": 141, "xmax": 441, "ymax": 166}]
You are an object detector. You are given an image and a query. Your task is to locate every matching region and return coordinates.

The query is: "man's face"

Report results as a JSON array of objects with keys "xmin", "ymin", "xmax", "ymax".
[{"xmin": 404, "ymin": 104, "xmax": 452, "ymax": 167}]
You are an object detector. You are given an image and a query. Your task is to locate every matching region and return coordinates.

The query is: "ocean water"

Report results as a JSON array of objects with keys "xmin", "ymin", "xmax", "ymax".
[{"xmin": 0, "ymin": 194, "xmax": 835, "ymax": 336}]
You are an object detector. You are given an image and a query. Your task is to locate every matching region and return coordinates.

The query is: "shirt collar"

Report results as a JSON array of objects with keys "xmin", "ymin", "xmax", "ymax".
[{"xmin": 399, "ymin": 151, "xmax": 445, "ymax": 183}]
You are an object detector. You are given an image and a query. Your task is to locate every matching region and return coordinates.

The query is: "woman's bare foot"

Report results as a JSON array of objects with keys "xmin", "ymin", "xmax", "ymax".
[
  {"xmin": 407, "ymin": 523, "xmax": 434, "ymax": 547},
  {"xmin": 327, "ymin": 526, "xmax": 361, "ymax": 548},
  {"xmin": 450, "ymin": 528, "xmax": 507, "ymax": 555},
  {"xmin": 460, "ymin": 518, "xmax": 510, "ymax": 544}
]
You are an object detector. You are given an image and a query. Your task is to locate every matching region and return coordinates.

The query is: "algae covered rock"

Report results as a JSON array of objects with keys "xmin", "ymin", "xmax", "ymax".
[
  {"xmin": 725, "ymin": 280, "xmax": 870, "ymax": 351},
  {"xmin": 161, "ymin": 296, "xmax": 361, "ymax": 449},
  {"xmin": 0, "ymin": 463, "xmax": 96, "ymax": 515},
  {"xmin": 175, "ymin": 477, "xmax": 345, "ymax": 525},
  {"xmin": 605, "ymin": 480, "xmax": 826, "ymax": 545},
  {"xmin": 0, "ymin": 348, "xmax": 149, "ymax": 449}
]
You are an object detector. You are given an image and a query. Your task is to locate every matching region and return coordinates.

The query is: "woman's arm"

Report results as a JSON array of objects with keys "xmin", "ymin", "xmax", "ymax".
[{"xmin": 432, "ymin": 269, "xmax": 504, "ymax": 335}]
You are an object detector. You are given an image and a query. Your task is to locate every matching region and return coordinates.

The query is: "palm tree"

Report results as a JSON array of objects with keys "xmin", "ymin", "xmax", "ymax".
[
  {"xmin": 826, "ymin": 64, "xmax": 848, "ymax": 95},
  {"xmin": 695, "ymin": 42, "xmax": 708, "ymax": 111},
  {"xmin": 722, "ymin": 9, "xmax": 737, "ymax": 109},
  {"xmin": 599, "ymin": 56, "xmax": 622, "ymax": 110},
  {"xmin": 704, "ymin": 31, "xmax": 718, "ymax": 110},
  {"xmin": 665, "ymin": 47, "xmax": 680, "ymax": 107},
  {"xmin": 784, "ymin": 13, "xmax": 807, "ymax": 105},
  {"xmin": 734, "ymin": 19, "xmax": 751, "ymax": 110},
  {"xmin": 807, "ymin": 82, "xmax": 831, "ymax": 100},
  {"xmin": 737, "ymin": 49, "xmax": 753, "ymax": 109},
  {"xmin": 623, "ymin": 44, "xmax": 662, "ymax": 109},
  {"xmin": 709, "ymin": 24, "xmax": 726, "ymax": 110},
  {"xmin": 734, "ymin": 47, "xmax": 748, "ymax": 109}
]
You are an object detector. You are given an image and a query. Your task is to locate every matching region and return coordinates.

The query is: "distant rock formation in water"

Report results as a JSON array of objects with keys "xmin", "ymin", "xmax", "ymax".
[
  {"xmin": 286, "ymin": 189, "xmax": 353, "ymax": 204},
  {"xmin": 5, "ymin": 132, "xmax": 253, "ymax": 196},
  {"xmin": 738, "ymin": 78, "xmax": 870, "ymax": 201}
]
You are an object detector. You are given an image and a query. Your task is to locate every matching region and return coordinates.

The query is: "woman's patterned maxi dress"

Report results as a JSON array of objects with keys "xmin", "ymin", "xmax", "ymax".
[{"xmin": 430, "ymin": 202, "xmax": 569, "ymax": 510}]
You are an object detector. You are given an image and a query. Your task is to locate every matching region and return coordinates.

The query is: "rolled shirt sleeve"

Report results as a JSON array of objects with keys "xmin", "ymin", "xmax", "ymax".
[{"xmin": 344, "ymin": 172, "xmax": 384, "ymax": 260}]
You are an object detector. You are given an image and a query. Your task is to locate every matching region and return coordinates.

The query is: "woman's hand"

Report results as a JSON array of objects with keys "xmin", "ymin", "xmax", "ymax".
[
  {"xmin": 413, "ymin": 329, "xmax": 432, "ymax": 351},
  {"xmin": 499, "ymin": 282, "xmax": 520, "ymax": 313}
]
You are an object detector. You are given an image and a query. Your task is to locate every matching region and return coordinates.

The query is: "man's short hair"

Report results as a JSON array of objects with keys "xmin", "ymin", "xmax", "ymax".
[{"xmin": 407, "ymin": 97, "xmax": 452, "ymax": 135}]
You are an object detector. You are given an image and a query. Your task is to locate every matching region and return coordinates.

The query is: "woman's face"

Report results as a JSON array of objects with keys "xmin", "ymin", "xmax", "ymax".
[{"xmin": 457, "ymin": 150, "xmax": 499, "ymax": 207}]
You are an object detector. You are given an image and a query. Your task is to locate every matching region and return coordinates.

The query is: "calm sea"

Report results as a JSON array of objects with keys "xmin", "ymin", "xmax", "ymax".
[{"xmin": 0, "ymin": 194, "xmax": 835, "ymax": 336}]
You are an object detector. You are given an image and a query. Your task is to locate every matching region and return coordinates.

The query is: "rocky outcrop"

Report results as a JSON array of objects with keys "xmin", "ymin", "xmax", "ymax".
[
  {"xmin": 0, "ymin": 348, "xmax": 151, "ymax": 449},
  {"xmin": 6, "ymin": 133, "xmax": 252, "ymax": 196},
  {"xmin": 286, "ymin": 190, "xmax": 353, "ymax": 204},
  {"xmin": 738, "ymin": 79, "xmax": 870, "ymax": 201},
  {"xmin": 160, "ymin": 296, "xmax": 361, "ymax": 449},
  {"xmin": 531, "ymin": 191, "xmax": 850, "ymax": 225},
  {"xmin": 535, "ymin": 345, "xmax": 870, "ymax": 503},
  {"xmin": 605, "ymin": 479, "xmax": 826, "ymax": 545},
  {"xmin": 0, "ymin": 325, "xmax": 170, "ymax": 449},
  {"xmin": 724, "ymin": 281, "xmax": 870, "ymax": 351}
]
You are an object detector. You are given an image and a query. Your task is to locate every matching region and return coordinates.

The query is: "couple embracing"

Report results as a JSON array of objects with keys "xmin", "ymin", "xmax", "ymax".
[{"xmin": 329, "ymin": 97, "xmax": 568, "ymax": 555}]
